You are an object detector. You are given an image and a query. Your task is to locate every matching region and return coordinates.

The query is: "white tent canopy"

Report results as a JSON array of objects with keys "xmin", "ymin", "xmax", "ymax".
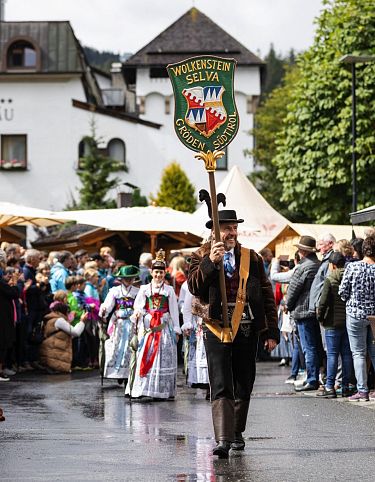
[
  {"xmin": 54, "ymin": 206, "xmax": 203, "ymax": 237},
  {"xmin": 193, "ymin": 165, "xmax": 290, "ymax": 250},
  {"xmin": 0, "ymin": 201, "xmax": 73, "ymax": 227}
]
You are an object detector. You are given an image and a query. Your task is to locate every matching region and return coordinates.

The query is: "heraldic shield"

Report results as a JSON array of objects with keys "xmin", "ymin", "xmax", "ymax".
[{"xmin": 167, "ymin": 56, "xmax": 239, "ymax": 154}]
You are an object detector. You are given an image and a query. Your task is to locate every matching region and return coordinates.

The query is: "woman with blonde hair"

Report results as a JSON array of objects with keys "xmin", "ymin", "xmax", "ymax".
[
  {"xmin": 335, "ymin": 239, "xmax": 356, "ymax": 266},
  {"xmin": 168, "ymin": 255, "xmax": 187, "ymax": 298}
]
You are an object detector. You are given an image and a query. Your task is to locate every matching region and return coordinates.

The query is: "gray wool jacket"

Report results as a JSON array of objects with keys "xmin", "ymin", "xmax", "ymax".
[{"xmin": 286, "ymin": 253, "xmax": 320, "ymax": 321}]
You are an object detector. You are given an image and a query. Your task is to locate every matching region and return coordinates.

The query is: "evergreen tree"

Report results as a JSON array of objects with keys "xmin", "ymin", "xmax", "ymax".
[
  {"xmin": 132, "ymin": 188, "xmax": 148, "ymax": 207},
  {"xmin": 263, "ymin": 44, "xmax": 285, "ymax": 96},
  {"xmin": 152, "ymin": 162, "xmax": 196, "ymax": 213},
  {"xmin": 274, "ymin": 0, "xmax": 375, "ymax": 223},
  {"xmin": 74, "ymin": 121, "xmax": 126, "ymax": 209}
]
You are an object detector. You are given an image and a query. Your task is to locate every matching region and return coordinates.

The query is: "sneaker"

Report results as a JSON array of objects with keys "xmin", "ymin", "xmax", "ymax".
[
  {"xmin": 0, "ymin": 373, "xmax": 10, "ymax": 382},
  {"xmin": 348, "ymin": 391, "xmax": 369, "ymax": 402},
  {"xmin": 279, "ymin": 358, "xmax": 287, "ymax": 367},
  {"xmin": 316, "ymin": 387, "xmax": 337, "ymax": 398},
  {"xmin": 22, "ymin": 361, "xmax": 34, "ymax": 371},
  {"xmin": 285, "ymin": 375, "xmax": 297, "ymax": 384},
  {"xmin": 369, "ymin": 391, "xmax": 375, "ymax": 401},
  {"xmin": 3, "ymin": 368, "xmax": 16, "ymax": 376}
]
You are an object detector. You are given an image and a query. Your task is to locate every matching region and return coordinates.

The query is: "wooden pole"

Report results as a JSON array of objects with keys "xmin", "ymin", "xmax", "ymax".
[{"xmin": 208, "ymin": 171, "xmax": 229, "ymax": 329}]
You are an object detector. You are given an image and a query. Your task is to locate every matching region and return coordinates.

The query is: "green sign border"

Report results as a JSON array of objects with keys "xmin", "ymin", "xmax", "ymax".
[{"xmin": 167, "ymin": 55, "xmax": 240, "ymax": 153}]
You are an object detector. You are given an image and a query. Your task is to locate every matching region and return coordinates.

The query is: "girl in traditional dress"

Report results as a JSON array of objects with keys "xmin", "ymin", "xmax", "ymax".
[
  {"xmin": 126, "ymin": 250, "xmax": 181, "ymax": 399},
  {"xmin": 181, "ymin": 281, "xmax": 209, "ymax": 395},
  {"xmin": 99, "ymin": 265, "xmax": 140, "ymax": 380}
]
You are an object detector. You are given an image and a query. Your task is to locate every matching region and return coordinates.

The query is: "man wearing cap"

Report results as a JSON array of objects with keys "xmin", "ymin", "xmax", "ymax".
[
  {"xmin": 99, "ymin": 265, "xmax": 140, "ymax": 380},
  {"xmin": 188, "ymin": 210, "xmax": 279, "ymax": 458},
  {"xmin": 286, "ymin": 236, "xmax": 321, "ymax": 392}
]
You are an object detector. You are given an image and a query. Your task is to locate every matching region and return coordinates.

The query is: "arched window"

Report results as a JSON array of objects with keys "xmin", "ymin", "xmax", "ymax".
[
  {"xmin": 7, "ymin": 40, "xmax": 37, "ymax": 69},
  {"xmin": 108, "ymin": 138, "xmax": 126, "ymax": 165},
  {"xmin": 78, "ymin": 138, "xmax": 91, "ymax": 169}
]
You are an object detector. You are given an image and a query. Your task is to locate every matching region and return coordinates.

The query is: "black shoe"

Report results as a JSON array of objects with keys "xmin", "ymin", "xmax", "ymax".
[
  {"xmin": 231, "ymin": 433, "xmax": 245, "ymax": 451},
  {"xmin": 212, "ymin": 441, "xmax": 231, "ymax": 458},
  {"xmin": 316, "ymin": 387, "xmax": 337, "ymax": 398},
  {"xmin": 295, "ymin": 382, "xmax": 319, "ymax": 392}
]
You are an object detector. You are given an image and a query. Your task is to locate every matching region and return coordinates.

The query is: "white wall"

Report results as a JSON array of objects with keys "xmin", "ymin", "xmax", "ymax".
[{"xmin": 0, "ymin": 63, "xmax": 260, "ymax": 212}]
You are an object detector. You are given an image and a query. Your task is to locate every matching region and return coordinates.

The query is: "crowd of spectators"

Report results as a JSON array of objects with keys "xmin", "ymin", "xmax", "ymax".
[
  {"xmin": 267, "ymin": 229, "xmax": 375, "ymax": 402},
  {"xmin": 0, "ymin": 244, "xmax": 189, "ymax": 381}
]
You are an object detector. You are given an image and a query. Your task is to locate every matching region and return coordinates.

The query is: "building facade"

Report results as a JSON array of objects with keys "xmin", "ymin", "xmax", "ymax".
[{"xmin": 0, "ymin": 8, "xmax": 263, "ymax": 210}]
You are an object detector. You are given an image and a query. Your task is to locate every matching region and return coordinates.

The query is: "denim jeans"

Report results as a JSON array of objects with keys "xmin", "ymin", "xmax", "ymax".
[
  {"xmin": 324, "ymin": 328, "xmax": 353, "ymax": 389},
  {"xmin": 291, "ymin": 329, "xmax": 305, "ymax": 377},
  {"xmin": 346, "ymin": 315, "xmax": 375, "ymax": 392},
  {"xmin": 296, "ymin": 317, "xmax": 321, "ymax": 385}
]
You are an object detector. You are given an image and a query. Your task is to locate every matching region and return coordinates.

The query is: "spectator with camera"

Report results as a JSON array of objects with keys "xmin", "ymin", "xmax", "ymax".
[{"xmin": 39, "ymin": 301, "xmax": 89, "ymax": 373}]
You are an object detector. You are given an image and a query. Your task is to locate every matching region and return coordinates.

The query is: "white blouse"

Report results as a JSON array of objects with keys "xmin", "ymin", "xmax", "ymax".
[
  {"xmin": 132, "ymin": 282, "xmax": 181, "ymax": 334},
  {"xmin": 99, "ymin": 284, "xmax": 139, "ymax": 318}
]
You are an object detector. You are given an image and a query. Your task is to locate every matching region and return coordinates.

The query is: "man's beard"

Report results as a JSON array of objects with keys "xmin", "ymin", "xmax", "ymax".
[{"xmin": 224, "ymin": 238, "xmax": 236, "ymax": 250}]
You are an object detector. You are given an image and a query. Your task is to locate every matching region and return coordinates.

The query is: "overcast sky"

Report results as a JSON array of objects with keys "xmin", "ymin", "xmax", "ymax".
[{"xmin": 4, "ymin": 0, "xmax": 324, "ymax": 58}]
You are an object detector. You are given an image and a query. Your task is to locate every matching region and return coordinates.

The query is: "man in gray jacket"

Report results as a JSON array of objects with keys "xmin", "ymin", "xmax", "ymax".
[
  {"xmin": 309, "ymin": 233, "xmax": 336, "ymax": 312},
  {"xmin": 286, "ymin": 236, "xmax": 321, "ymax": 391}
]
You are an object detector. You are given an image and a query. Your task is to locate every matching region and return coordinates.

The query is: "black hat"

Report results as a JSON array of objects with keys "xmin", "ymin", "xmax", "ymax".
[
  {"xmin": 206, "ymin": 210, "xmax": 244, "ymax": 229},
  {"xmin": 294, "ymin": 235, "xmax": 317, "ymax": 252}
]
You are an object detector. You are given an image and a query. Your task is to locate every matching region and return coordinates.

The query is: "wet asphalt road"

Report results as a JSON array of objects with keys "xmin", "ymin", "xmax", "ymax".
[{"xmin": 1, "ymin": 363, "xmax": 375, "ymax": 482}]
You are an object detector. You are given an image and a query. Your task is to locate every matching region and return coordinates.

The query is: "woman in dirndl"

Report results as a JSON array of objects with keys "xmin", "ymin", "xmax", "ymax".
[
  {"xmin": 99, "ymin": 265, "xmax": 139, "ymax": 380},
  {"xmin": 181, "ymin": 281, "xmax": 209, "ymax": 392},
  {"xmin": 126, "ymin": 250, "xmax": 181, "ymax": 399}
]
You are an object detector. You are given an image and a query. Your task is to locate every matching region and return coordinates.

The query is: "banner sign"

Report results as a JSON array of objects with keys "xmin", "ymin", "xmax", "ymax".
[{"xmin": 167, "ymin": 56, "xmax": 239, "ymax": 153}]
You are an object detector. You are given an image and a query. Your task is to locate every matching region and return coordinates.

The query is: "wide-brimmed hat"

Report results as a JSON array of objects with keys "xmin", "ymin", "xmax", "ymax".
[
  {"xmin": 206, "ymin": 210, "xmax": 244, "ymax": 229},
  {"xmin": 294, "ymin": 236, "xmax": 317, "ymax": 252},
  {"xmin": 114, "ymin": 265, "xmax": 140, "ymax": 278}
]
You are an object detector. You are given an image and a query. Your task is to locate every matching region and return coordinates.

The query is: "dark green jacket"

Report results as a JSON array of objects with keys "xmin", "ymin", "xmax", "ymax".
[{"xmin": 317, "ymin": 268, "xmax": 346, "ymax": 329}]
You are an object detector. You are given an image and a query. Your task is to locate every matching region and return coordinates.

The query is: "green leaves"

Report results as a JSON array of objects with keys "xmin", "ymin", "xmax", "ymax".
[{"xmin": 274, "ymin": 0, "xmax": 375, "ymax": 223}]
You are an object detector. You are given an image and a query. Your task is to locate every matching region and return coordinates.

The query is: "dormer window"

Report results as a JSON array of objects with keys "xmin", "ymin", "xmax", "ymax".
[{"xmin": 7, "ymin": 40, "xmax": 38, "ymax": 69}]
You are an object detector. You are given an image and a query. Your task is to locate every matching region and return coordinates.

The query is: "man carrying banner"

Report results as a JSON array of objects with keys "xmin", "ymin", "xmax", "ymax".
[{"xmin": 188, "ymin": 210, "xmax": 279, "ymax": 458}]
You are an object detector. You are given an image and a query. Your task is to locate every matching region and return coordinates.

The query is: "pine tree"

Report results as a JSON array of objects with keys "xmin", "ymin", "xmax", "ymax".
[
  {"xmin": 152, "ymin": 162, "xmax": 196, "ymax": 213},
  {"xmin": 74, "ymin": 121, "xmax": 126, "ymax": 209}
]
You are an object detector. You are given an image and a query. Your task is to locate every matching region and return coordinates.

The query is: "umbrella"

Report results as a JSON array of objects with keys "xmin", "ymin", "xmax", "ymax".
[
  {"xmin": 54, "ymin": 205, "xmax": 203, "ymax": 254},
  {"xmin": 127, "ymin": 331, "xmax": 139, "ymax": 401},
  {"xmin": 0, "ymin": 201, "xmax": 73, "ymax": 227},
  {"xmin": 54, "ymin": 205, "xmax": 202, "ymax": 235}
]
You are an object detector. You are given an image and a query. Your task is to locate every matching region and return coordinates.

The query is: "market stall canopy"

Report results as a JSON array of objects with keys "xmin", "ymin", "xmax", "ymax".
[
  {"xmin": 265, "ymin": 222, "xmax": 372, "ymax": 259},
  {"xmin": 193, "ymin": 165, "xmax": 290, "ymax": 250},
  {"xmin": 350, "ymin": 205, "xmax": 375, "ymax": 224},
  {"xmin": 55, "ymin": 206, "xmax": 203, "ymax": 235},
  {"xmin": 0, "ymin": 202, "xmax": 74, "ymax": 227},
  {"xmin": 53, "ymin": 205, "xmax": 204, "ymax": 255}
]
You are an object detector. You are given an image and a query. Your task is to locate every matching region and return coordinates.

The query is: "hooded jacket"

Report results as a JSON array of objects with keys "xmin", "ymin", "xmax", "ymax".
[{"xmin": 317, "ymin": 268, "xmax": 346, "ymax": 329}]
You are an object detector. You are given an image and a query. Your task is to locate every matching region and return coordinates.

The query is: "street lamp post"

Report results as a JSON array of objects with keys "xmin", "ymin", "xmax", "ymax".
[{"xmin": 339, "ymin": 54, "xmax": 375, "ymax": 213}]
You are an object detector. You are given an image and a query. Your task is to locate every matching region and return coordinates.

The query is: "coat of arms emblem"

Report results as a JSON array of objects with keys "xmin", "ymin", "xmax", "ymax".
[{"xmin": 167, "ymin": 56, "xmax": 239, "ymax": 153}]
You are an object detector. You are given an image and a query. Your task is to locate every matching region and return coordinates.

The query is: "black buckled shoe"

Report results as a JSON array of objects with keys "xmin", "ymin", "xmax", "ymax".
[
  {"xmin": 212, "ymin": 441, "xmax": 231, "ymax": 458},
  {"xmin": 231, "ymin": 432, "xmax": 245, "ymax": 451}
]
